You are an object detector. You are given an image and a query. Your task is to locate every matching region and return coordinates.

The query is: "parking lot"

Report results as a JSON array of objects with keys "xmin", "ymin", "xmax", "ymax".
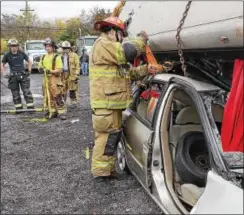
[{"xmin": 1, "ymin": 73, "xmax": 162, "ymax": 214}]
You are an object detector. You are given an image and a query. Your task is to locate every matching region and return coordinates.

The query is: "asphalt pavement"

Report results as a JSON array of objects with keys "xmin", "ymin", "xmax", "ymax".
[{"xmin": 1, "ymin": 73, "xmax": 162, "ymax": 214}]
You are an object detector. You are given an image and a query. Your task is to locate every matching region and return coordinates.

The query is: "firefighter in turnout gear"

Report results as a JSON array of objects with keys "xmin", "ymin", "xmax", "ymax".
[
  {"xmin": 61, "ymin": 41, "xmax": 80, "ymax": 105},
  {"xmin": 71, "ymin": 45, "xmax": 78, "ymax": 54},
  {"xmin": 1, "ymin": 38, "xmax": 34, "ymax": 110},
  {"xmin": 38, "ymin": 38, "xmax": 67, "ymax": 120},
  {"xmin": 90, "ymin": 16, "xmax": 160, "ymax": 182},
  {"xmin": 57, "ymin": 42, "xmax": 63, "ymax": 56}
]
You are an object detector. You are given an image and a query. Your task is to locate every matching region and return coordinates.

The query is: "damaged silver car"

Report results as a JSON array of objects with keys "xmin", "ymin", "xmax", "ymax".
[{"xmin": 117, "ymin": 74, "xmax": 243, "ymax": 214}]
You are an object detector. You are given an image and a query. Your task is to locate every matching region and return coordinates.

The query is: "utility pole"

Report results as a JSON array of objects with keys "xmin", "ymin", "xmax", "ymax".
[{"xmin": 20, "ymin": 0, "xmax": 34, "ymax": 40}]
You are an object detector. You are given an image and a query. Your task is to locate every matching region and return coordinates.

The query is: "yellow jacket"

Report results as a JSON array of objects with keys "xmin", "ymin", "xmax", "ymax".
[
  {"xmin": 61, "ymin": 52, "xmax": 80, "ymax": 81},
  {"xmin": 89, "ymin": 33, "xmax": 148, "ymax": 109}
]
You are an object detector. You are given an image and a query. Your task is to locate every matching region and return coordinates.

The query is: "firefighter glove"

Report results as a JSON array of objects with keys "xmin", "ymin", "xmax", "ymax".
[
  {"xmin": 25, "ymin": 71, "xmax": 30, "ymax": 77},
  {"xmin": 148, "ymin": 64, "xmax": 163, "ymax": 75},
  {"xmin": 39, "ymin": 68, "xmax": 44, "ymax": 73},
  {"xmin": 137, "ymin": 31, "xmax": 148, "ymax": 43},
  {"xmin": 46, "ymin": 70, "xmax": 52, "ymax": 75}
]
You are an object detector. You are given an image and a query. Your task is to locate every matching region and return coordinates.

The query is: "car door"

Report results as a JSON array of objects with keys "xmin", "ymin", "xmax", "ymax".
[{"xmin": 123, "ymin": 81, "xmax": 164, "ymax": 187}]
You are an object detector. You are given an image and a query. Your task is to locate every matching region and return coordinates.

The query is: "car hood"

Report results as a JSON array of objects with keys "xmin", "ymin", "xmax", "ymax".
[{"xmin": 26, "ymin": 50, "xmax": 46, "ymax": 55}]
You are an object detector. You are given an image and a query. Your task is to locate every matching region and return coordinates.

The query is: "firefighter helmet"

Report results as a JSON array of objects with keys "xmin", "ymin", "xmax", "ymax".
[
  {"xmin": 43, "ymin": 38, "xmax": 57, "ymax": 48},
  {"xmin": 57, "ymin": 42, "xmax": 62, "ymax": 48},
  {"xmin": 8, "ymin": 38, "xmax": 19, "ymax": 46},
  {"xmin": 94, "ymin": 16, "xmax": 125, "ymax": 32},
  {"xmin": 61, "ymin": 41, "xmax": 71, "ymax": 48}
]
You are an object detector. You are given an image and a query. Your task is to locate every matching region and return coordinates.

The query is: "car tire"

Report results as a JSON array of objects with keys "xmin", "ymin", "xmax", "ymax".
[
  {"xmin": 175, "ymin": 131, "xmax": 210, "ymax": 187},
  {"xmin": 116, "ymin": 141, "xmax": 131, "ymax": 174}
]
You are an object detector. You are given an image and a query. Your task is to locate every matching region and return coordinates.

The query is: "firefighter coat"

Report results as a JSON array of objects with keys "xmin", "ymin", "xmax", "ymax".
[{"xmin": 89, "ymin": 33, "xmax": 148, "ymax": 110}]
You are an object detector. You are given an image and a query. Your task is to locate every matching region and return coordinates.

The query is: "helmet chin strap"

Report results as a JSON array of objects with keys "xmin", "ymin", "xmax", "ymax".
[
  {"xmin": 115, "ymin": 30, "xmax": 123, "ymax": 43},
  {"xmin": 115, "ymin": 30, "xmax": 120, "ymax": 42}
]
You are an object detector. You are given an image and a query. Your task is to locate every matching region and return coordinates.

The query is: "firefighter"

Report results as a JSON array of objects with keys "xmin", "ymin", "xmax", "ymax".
[
  {"xmin": 1, "ymin": 38, "xmax": 34, "ymax": 110},
  {"xmin": 90, "ymin": 16, "xmax": 160, "ymax": 183},
  {"xmin": 38, "ymin": 38, "xmax": 67, "ymax": 120},
  {"xmin": 71, "ymin": 45, "xmax": 78, "ymax": 54},
  {"xmin": 56, "ymin": 42, "xmax": 63, "ymax": 56},
  {"xmin": 57, "ymin": 47, "xmax": 63, "ymax": 56},
  {"xmin": 61, "ymin": 41, "xmax": 80, "ymax": 105}
]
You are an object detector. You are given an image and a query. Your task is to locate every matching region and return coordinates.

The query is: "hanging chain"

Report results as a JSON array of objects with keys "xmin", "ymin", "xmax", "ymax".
[{"xmin": 176, "ymin": 1, "xmax": 192, "ymax": 76}]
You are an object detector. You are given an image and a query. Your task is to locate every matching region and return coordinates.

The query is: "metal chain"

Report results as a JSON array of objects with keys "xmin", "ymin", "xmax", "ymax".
[{"xmin": 176, "ymin": 1, "xmax": 192, "ymax": 76}]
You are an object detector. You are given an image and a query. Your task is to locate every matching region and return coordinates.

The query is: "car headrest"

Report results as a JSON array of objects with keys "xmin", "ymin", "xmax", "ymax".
[{"xmin": 175, "ymin": 107, "xmax": 200, "ymax": 125}]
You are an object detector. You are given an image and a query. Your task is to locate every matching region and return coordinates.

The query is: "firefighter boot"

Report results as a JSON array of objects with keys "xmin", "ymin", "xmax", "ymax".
[
  {"xmin": 93, "ymin": 176, "xmax": 111, "ymax": 195},
  {"xmin": 108, "ymin": 171, "xmax": 128, "ymax": 181},
  {"xmin": 59, "ymin": 114, "xmax": 67, "ymax": 120},
  {"xmin": 11, "ymin": 90, "xmax": 23, "ymax": 113},
  {"xmin": 44, "ymin": 111, "xmax": 58, "ymax": 119},
  {"xmin": 69, "ymin": 90, "xmax": 77, "ymax": 107}
]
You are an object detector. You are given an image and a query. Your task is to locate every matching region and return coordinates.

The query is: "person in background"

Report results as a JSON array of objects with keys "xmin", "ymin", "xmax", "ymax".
[
  {"xmin": 61, "ymin": 41, "xmax": 80, "ymax": 105},
  {"xmin": 80, "ymin": 48, "xmax": 89, "ymax": 76},
  {"xmin": 71, "ymin": 45, "xmax": 78, "ymax": 54},
  {"xmin": 1, "ymin": 38, "xmax": 34, "ymax": 110},
  {"xmin": 38, "ymin": 38, "xmax": 67, "ymax": 120}
]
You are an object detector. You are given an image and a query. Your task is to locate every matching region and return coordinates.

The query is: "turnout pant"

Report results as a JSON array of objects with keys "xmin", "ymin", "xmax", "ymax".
[
  {"xmin": 8, "ymin": 72, "xmax": 34, "ymax": 109},
  {"xmin": 42, "ymin": 75, "xmax": 67, "ymax": 115},
  {"xmin": 61, "ymin": 72, "xmax": 78, "ymax": 103},
  {"xmin": 91, "ymin": 109, "xmax": 122, "ymax": 177}
]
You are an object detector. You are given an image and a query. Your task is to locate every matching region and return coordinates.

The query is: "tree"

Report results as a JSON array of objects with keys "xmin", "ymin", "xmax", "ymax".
[
  {"xmin": 1, "ymin": 5, "xmax": 113, "ymax": 44},
  {"xmin": 89, "ymin": 6, "xmax": 111, "ymax": 24},
  {"xmin": 0, "ymin": 39, "xmax": 8, "ymax": 53},
  {"xmin": 85, "ymin": 6, "xmax": 112, "ymax": 36},
  {"xmin": 1, "ymin": 5, "xmax": 60, "ymax": 43}
]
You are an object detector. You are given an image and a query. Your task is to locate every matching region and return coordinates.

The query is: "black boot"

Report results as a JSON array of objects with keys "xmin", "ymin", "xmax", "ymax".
[
  {"xmin": 26, "ymin": 103, "xmax": 34, "ymax": 109},
  {"xmin": 93, "ymin": 176, "xmax": 111, "ymax": 195},
  {"xmin": 45, "ymin": 111, "xmax": 57, "ymax": 119},
  {"xmin": 15, "ymin": 104, "xmax": 23, "ymax": 114},
  {"xmin": 108, "ymin": 171, "xmax": 128, "ymax": 180},
  {"xmin": 59, "ymin": 114, "xmax": 67, "ymax": 120}
]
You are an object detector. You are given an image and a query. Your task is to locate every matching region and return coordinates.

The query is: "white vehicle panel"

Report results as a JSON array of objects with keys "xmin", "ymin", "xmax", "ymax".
[
  {"xmin": 119, "ymin": 1, "xmax": 243, "ymax": 51},
  {"xmin": 191, "ymin": 171, "xmax": 243, "ymax": 214}
]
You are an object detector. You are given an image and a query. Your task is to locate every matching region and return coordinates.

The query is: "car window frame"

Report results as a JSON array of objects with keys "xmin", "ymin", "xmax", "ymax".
[
  {"xmin": 129, "ymin": 79, "xmax": 168, "ymax": 130},
  {"xmin": 160, "ymin": 77, "xmax": 228, "ymax": 174}
]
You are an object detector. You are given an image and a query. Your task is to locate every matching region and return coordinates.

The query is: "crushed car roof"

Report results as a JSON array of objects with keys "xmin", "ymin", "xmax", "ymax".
[{"xmin": 153, "ymin": 74, "xmax": 221, "ymax": 92}]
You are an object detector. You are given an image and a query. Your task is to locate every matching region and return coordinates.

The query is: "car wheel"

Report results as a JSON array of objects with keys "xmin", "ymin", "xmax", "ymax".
[
  {"xmin": 175, "ymin": 131, "xmax": 210, "ymax": 187},
  {"xmin": 116, "ymin": 141, "xmax": 130, "ymax": 174}
]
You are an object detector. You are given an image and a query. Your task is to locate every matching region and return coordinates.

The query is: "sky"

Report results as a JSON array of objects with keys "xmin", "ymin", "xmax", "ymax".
[{"xmin": 1, "ymin": 1, "xmax": 119, "ymax": 20}]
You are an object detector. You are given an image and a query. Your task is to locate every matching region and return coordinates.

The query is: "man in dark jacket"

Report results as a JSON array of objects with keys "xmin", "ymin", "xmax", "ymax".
[
  {"xmin": 1, "ymin": 38, "xmax": 34, "ymax": 109},
  {"xmin": 80, "ymin": 48, "xmax": 89, "ymax": 76}
]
